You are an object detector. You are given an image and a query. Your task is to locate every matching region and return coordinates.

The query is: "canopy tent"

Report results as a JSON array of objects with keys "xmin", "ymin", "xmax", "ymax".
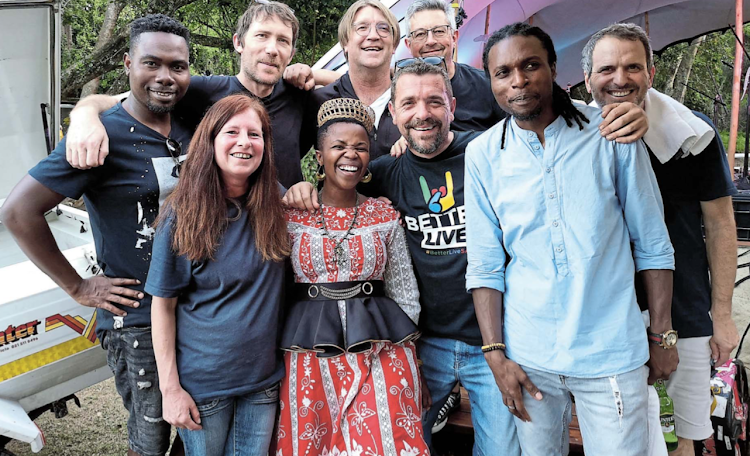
[
  {"xmin": 313, "ymin": 0, "xmax": 748, "ymax": 163},
  {"xmin": 314, "ymin": 0, "xmax": 749, "ymax": 88}
]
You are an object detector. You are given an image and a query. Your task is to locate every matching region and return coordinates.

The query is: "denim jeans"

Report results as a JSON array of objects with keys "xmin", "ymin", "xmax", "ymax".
[
  {"xmin": 514, "ymin": 364, "xmax": 649, "ymax": 456},
  {"xmin": 178, "ymin": 384, "xmax": 279, "ymax": 456},
  {"xmin": 418, "ymin": 336, "xmax": 520, "ymax": 456},
  {"xmin": 104, "ymin": 327, "xmax": 171, "ymax": 456}
]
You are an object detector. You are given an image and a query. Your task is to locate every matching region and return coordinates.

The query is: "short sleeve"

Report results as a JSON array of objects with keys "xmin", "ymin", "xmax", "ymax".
[
  {"xmin": 174, "ymin": 76, "xmax": 216, "ymax": 130},
  {"xmin": 144, "ymin": 212, "xmax": 192, "ymax": 298},
  {"xmin": 28, "ymin": 136, "xmax": 105, "ymax": 199},
  {"xmin": 358, "ymin": 155, "xmax": 390, "ymax": 198},
  {"xmin": 693, "ymin": 113, "xmax": 738, "ymax": 201}
]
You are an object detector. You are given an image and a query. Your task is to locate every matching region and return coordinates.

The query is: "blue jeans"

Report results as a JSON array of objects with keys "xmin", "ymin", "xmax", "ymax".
[
  {"xmin": 419, "ymin": 336, "xmax": 520, "ymax": 456},
  {"xmin": 514, "ymin": 364, "xmax": 649, "ymax": 456},
  {"xmin": 178, "ymin": 384, "xmax": 279, "ymax": 456}
]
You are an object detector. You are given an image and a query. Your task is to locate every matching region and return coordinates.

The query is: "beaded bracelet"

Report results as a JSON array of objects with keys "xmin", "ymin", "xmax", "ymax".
[{"xmin": 481, "ymin": 342, "xmax": 506, "ymax": 353}]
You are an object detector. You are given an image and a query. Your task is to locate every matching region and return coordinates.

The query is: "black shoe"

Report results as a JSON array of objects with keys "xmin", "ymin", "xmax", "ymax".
[{"xmin": 432, "ymin": 390, "xmax": 461, "ymax": 434}]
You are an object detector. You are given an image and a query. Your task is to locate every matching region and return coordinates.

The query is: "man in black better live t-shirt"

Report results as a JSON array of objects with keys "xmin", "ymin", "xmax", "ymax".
[
  {"xmin": 284, "ymin": 61, "xmax": 521, "ymax": 456},
  {"xmin": 64, "ymin": 2, "xmax": 312, "ymax": 189}
]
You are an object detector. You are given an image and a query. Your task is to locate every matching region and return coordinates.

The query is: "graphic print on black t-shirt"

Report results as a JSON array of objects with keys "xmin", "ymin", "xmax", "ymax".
[
  {"xmin": 361, "ymin": 130, "xmax": 482, "ymax": 345},
  {"xmin": 29, "ymin": 103, "xmax": 192, "ymax": 337},
  {"xmin": 405, "ymin": 170, "xmax": 466, "ymax": 255}
]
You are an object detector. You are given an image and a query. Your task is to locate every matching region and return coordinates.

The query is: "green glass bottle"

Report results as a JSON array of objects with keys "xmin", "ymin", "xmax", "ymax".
[{"xmin": 655, "ymin": 380, "xmax": 678, "ymax": 451}]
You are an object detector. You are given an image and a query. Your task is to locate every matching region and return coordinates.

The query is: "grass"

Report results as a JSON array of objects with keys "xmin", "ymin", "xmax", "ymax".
[
  {"xmin": 720, "ymin": 130, "xmax": 748, "ymax": 152},
  {"xmin": 6, "ymin": 378, "xmax": 131, "ymax": 456}
]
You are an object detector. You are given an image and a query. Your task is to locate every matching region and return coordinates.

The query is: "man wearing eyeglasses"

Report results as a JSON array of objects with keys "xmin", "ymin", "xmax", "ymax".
[
  {"xmin": 302, "ymin": 0, "xmax": 403, "ymax": 160},
  {"xmin": 1, "ymin": 15, "xmax": 192, "ymax": 456},
  {"xmin": 399, "ymin": 0, "xmax": 649, "ymax": 142},
  {"xmin": 404, "ymin": 0, "xmax": 505, "ymax": 132}
]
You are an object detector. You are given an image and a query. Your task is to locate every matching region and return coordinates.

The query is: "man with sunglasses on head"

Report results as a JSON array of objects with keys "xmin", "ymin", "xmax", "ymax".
[{"xmin": 1, "ymin": 15, "xmax": 192, "ymax": 456}]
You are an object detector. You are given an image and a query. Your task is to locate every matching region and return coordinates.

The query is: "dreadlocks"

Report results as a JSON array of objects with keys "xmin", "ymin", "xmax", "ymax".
[{"xmin": 483, "ymin": 22, "xmax": 588, "ymax": 148}]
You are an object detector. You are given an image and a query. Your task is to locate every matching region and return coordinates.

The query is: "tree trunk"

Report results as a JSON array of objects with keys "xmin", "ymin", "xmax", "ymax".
[
  {"xmin": 80, "ymin": 0, "xmax": 125, "ymax": 97},
  {"xmin": 671, "ymin": 36, "xmax": 705, "ymax": 103},
  {"xmin": 663, "ymin": 52, "xmax": 683, "ymax": 96}
]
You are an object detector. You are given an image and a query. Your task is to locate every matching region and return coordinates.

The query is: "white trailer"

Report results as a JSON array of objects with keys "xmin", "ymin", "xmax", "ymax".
[{"xmin": 0, "ymin": 0, "xmax": 111, "ymax": 452}]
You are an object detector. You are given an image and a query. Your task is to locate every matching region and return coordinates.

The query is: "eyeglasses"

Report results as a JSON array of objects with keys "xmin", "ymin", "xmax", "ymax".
[
  {"xmin": 165, "ymin": 138, "xmax": 182, "ymax": 178},
  {"xmin": 408, "ymin": 25, "xmax": 451, "ymax": 43},
  {"xmin": 353, "ymin": 21, "xmax": 392, "ymax": 38},
  {"xmin": 395, "ymin": 56, "xmax": 447, "ymax": 72}
]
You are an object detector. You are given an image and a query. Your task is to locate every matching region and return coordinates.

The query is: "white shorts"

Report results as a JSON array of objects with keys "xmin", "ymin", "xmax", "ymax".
[
  {"xmin": 642, "ymin": 311, "xmax": 713, "ymax": 441},
  {"xmin": 666, "ymin": 335, "xmax": 713, "ymax": 440}
]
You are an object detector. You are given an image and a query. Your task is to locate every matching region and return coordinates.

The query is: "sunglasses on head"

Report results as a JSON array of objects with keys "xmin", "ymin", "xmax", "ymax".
[{"xmin": 394, "ymin": 56, "xmax": 447, "ymax": 71}]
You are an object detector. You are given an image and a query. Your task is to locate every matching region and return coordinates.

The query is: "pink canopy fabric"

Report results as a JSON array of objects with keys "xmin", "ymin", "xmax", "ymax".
[{"xmin": 316, "ymin": 0, "xmax": 750, "ymax": 86}]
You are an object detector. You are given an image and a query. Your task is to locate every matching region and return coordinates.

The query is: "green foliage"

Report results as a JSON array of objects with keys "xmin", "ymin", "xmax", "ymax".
[
  {"xmin": 720, "ymin": 130, "xmax": 748, "ymax": 152},
  {"xmin": 61, "ymin": 0, "xmax": 355, "ymax": 96},
  {"xmin": 652, "ymin": 25, "xmax": 750, "ymax": 133},
  {"xmin": 301, "ymin": 147, "xmax": 318, "ymax": 184}
]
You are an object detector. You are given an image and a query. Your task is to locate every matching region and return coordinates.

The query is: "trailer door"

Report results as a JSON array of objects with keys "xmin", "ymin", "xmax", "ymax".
[{"xmin": 0, "ymin": 0, "xmax": 60, "ymax": 200}]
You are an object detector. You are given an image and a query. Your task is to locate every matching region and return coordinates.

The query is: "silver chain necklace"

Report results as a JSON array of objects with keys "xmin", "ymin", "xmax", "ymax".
[{"xmin": 318, "ymin": 189, "xmax": 360, "ymax": 268}]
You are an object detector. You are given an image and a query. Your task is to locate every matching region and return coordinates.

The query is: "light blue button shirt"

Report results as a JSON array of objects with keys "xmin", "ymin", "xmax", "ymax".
[{"xmin": 464, "ymin": 105, "xmax": 674, "ymax": 378}]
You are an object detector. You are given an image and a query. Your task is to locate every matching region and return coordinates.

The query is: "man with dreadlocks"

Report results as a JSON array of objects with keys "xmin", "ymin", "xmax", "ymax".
[{"xmin": 464, "ymin": 23, "xmax": 677, "ymax": 455}]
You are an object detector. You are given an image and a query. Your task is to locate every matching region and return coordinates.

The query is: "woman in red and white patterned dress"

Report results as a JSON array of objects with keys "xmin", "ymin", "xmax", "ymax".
[{"xmin": 274, "ymin": 98, "xmax": 428, "ymax": 456}]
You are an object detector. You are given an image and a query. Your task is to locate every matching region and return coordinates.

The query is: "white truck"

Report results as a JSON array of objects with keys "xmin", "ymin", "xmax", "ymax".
[{"xmin": 0, "ymin": 0, "xmax": 111, "ymax": 452}]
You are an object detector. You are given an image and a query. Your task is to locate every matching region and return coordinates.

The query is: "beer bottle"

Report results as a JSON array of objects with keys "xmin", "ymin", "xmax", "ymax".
[{"xmin": 655, "ymin": 379, "xmax": 678, "ymax": 451}]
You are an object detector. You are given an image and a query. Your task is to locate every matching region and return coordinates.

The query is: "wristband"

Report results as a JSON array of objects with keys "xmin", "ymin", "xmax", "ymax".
[{"xmin": 481, "ymin": 342, "xmax": 506, "ymax": 353}]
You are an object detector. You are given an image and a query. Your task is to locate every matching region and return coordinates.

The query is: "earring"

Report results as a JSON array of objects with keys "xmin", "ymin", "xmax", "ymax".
[
  {"xmin": 361, "ymin": 169, "xmax": 372, "ymax": 183},
  {"xmin": 316, "ymin": 165, "xmax": 326, "ymax": 181}
]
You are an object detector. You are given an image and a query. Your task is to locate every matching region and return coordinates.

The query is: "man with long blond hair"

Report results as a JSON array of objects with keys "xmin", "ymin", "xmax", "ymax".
[{"xmin": 303, "ymin": 0, "xmax": 402, "ymax": 160}]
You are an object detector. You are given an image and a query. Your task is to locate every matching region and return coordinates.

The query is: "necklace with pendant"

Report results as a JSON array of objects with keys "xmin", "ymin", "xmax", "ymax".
[{"xmin": 319, "ymin": 189, "xmax": 360, "ymax": 268}]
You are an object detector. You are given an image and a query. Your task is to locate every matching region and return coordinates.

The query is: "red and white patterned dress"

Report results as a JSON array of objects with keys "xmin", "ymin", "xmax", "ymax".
[{"xmin": 274, "ymin": 198, "xmax": 428, "ymax": 456}]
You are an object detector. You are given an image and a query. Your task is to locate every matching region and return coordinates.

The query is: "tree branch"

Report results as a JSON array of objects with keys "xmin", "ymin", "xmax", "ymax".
[
  {"xmin": 61, "ymin": 29, "xmax": 129, "ymax": 97},
  {"xmin": 191, "ymin": 33, "xmax": 233, "ymax": 50}
]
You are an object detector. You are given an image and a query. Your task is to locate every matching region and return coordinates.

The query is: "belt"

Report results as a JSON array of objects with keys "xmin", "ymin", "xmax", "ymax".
[{"xmin": 292, "ymin": 280, "xmax": 385, "ymax": 301}]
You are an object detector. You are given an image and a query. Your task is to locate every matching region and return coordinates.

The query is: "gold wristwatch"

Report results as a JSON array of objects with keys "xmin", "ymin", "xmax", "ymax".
[{"xmin": 647, "ymin": 328, "xmax": 678, "ymax": 349}]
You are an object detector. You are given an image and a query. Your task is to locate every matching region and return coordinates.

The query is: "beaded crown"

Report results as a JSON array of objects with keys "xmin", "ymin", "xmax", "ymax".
[{"xmin": 317, "ymin": 98, "xmax": 375, "ymax": 135}]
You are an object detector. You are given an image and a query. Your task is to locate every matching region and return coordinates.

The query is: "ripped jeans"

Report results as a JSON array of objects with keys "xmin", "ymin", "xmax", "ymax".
[
  {"xmin": 104, "ymin": 327, "xmax": 171, "ymax": 456},
  {"xmin": 513, "ymin": 364, "xmax": 648, "ymax": 456}
]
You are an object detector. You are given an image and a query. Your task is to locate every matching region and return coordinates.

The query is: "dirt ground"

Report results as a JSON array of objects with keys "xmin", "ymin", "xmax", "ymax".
[{"xmin": 7, "ymin": 247, "xmax": 750, "ymax": 455}]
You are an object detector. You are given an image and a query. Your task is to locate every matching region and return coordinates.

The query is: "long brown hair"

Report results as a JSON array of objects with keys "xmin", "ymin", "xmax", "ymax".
[{"xmin": 159, "ymin": 94, "xmax": 289, "ymax": 262}]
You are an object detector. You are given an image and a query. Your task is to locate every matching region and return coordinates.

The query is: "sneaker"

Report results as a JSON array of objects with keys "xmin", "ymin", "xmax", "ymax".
[{"xmin": 431, "ymin": 390, "xmax": 461, "ymax": 434}]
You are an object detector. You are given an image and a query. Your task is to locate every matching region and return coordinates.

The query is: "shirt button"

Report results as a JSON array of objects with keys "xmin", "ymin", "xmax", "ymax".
[
  {"xmin": 556, "ymin": 246, "xmax": 563, "ymax": 253},
  {"xmin": 533, "ymin": 145, "xmax": 540, "ymax": 150},
  {"xmin": 548, "ymin": 193, "xmax": 555, "ymax": 199},
  {"xmin": 546, "ymin": 167, "xmax": 552, "ymax": 173},
  {"xmin": 552, "ymin": 220, "xmax": 559, "ymax": 227}
]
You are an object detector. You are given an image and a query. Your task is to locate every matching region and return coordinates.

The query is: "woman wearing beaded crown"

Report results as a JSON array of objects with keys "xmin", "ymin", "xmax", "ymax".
[{"xmin": 274, "ymin": 98, "xmax": 428, "ymax": 456}]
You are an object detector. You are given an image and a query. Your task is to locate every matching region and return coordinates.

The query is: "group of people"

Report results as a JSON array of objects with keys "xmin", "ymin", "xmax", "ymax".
[{"xmin": 0, "ymin": 1, "xmax": 739, "ymax": 456}]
